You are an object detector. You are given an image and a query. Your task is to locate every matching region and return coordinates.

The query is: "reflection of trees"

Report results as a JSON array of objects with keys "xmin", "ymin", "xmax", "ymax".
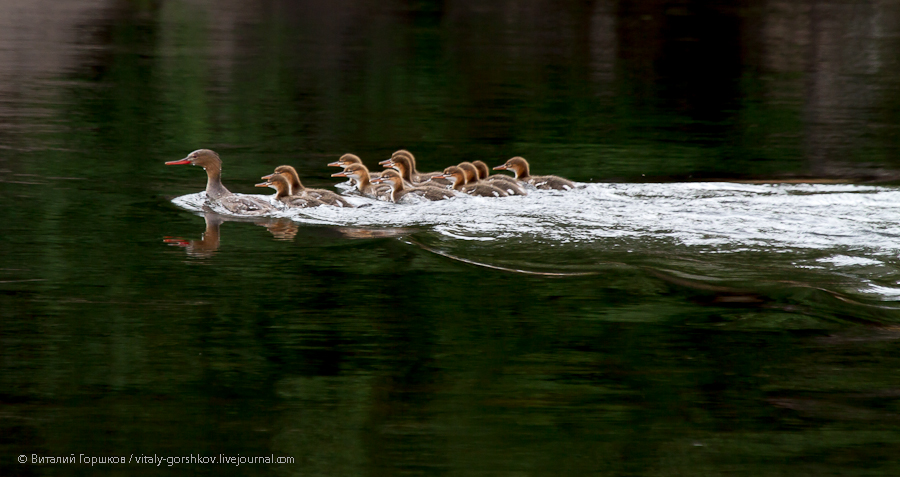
[
  {"xmin": 763, "ymin": 1, "xmax": 900, "ymax": 178},
  {"xmin": 3, "ymin": 1, "xmax": 900, "ymax": 179}
]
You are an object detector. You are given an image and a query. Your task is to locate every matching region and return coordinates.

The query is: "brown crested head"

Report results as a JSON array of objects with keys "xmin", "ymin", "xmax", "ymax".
[
  {"xmin": 441, "ymin": 166, "xmax": 466, "ymax": 186},
  {"xmin": 388, "ymin": 154, "xmax": 409, "ymax": 171},
  {"xmin": 256, "ymin": 173, "xmax": 291, "ymax": 196},
  {"xmin": 391, "ymin": 149, "xmax": 416, "ymax": 169},
  {"xmin": 371, "ymin": 168, "xmax": 402, "ymax": 186},
  {"xmin": 272, "ymin": 165, "xmax": 302, "ymax": 190},
  {"xmin": 458, "ymin": 162, "xmax": 479, "ymax": 183},
  {"xmin": 167, "ymin": 149, "xmax": 222, "ymax": 171},
  {"xmin": 341, "ymin": 163, "xmax": 369, "ymax": 179},
  {"xmin": 273, "ymin": 165, "xmax": 297, "ymax": 175},
  {"xmin": 494, "ymin": 156, "xmax": 529, "ymax": 179},
  {"xmin": 329, "ymin": 153, "xmax": 362, "ymax": 168},
  {"xmin": 472, "ymin": 160, "xmax": 490, "ymax": 179}
]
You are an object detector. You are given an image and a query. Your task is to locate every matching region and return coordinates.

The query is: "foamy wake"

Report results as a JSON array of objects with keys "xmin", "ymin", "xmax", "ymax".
[{"xmin": 172, "ymin": 182, "xmax": 900, "ymax": 300}]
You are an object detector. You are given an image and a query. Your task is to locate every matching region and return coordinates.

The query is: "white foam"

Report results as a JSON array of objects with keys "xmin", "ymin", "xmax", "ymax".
[
  {"xmin": 171, "ymin": 182, "xmax": 900, "ymax": 299},
  {"xmin": 171, "ymin": 183, "xmax": 900, "ymax": 252}
]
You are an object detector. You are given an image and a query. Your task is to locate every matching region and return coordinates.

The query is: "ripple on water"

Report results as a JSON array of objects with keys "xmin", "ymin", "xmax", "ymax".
[{"xmin": 171, "ymin": 183, "xmax": 900, "ymax": 300}]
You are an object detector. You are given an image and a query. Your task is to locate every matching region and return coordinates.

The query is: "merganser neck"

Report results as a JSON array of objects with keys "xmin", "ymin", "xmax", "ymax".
[{"xmin": 203, "ymin": 162, "xmax": 231, "ymax": 200}]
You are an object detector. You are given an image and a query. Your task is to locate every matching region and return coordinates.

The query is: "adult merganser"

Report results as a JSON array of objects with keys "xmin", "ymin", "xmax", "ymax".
[
  {"xmin": 371, "ymin": 169, "xmax": 456, "ymax": 203},
  {"xmin": 262, "ymin": 165, "xmax": 353, "ymax": 207},
  {"xmin": 493, "ymin": 156, "xmax": 575, "ymax": 190},
  {"xmin": 439, "ymin": 166, "xmax": 508, "ymax": 197},
  {"xmin": 255, "ymin": 174, "xmax": 324, "ymax": 208},
  {"xmin": 331, "ymin": 164, "xmax": 390, "ymax": 199},
  {"xmin": 471, "ymin": 160, "xmax": 528, "ymax": 196},
  {"xmin": 327, "ymin": 153, "xmax": 384, "ymax": 186},
  {"xmin": 165, "ymin": 149, "xmax": 276, "ymax": 215}
]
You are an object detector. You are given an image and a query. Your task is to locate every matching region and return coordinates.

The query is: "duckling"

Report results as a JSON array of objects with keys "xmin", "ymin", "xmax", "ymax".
[
  {"xmin": 493, "ymin": 156, "xmax": 575, "ymax": 190},
  {"xmin": 255, "ymin": 174, "xmax": 324, "ymax": 208},
  {"xmin": 331, "ymin": 164, "xmax": 390, "ymax": 199},
  {"xmin": 440, "ymin": 166, "xmax": 508, "ymax": 198},
  {"xmin": 327, "ymin": 153, "xmax": 384, "ymax": 186},
  {"xmin": 261, "ymin": 165, "xmax": 353, "ymax": 207},
  {"xmin": 380, "ymin": 150, "xmax": 446, "ymax": 184},
  {"xmin": 371, "ymin": 169, "xmax": 457, "ymax": 203},
  {"xmin": 471, "ymin": 160, "xmax": 528, "ymax": 196}
]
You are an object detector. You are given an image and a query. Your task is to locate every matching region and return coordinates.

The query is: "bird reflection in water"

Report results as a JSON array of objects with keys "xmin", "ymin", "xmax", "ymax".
[
  {"xmin": 163, "ymin": 209, "xmax": 301, "ymax": 257},
  {"xmin": 163, "ymin": 210, "xmax": 225, "ymax": 258},
  {"xmin": 260, "ymin": 219, "xmax": 300, "ymax": 241},
  {"xmin": 164, "ymin": 209, "xmax": 417, "ymax": 258}
]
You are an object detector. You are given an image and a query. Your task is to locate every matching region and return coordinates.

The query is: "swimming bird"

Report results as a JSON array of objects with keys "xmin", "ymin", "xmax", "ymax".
[
  {"xmin": 165, "ymin": 149, "xmax": 275, "ymax": 215},
  {"xmin": 380, "ymin": 150, "xmax": 446, "ymax": 184},
  {"xmin": 381, "ymin": 154, "xmax": 449, "ymax": 187},
  {"xmin": 327, "ymin": 153, "xmax": 383, "ymax": 186},
  {"xmin": 255, "ymin": 174, "xmax": 323, "ymax": 208},
  {"xmin": 371, "ymin": 169, "xmax": 457, "ymax": 203},
  {"xmin": 262, "ymin": 165, "xmax": 353, "ymax": 207},
  {"xmin": 331, "ymin": 164, "xmax": 390, "ymax": 199},
  {"xmin": 493, "ymin": 156, "xmax": 575, "ymax": 190},
  {"xmin": 440, "ymin": 166, "xmax": 508, "ymax": 197},
  {"xmin": 471, "ymin": 160, "xmax": 528, "ymax": 195}
]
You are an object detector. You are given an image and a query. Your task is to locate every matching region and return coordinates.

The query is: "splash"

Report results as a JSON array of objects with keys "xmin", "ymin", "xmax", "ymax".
[{"xmin": 172, "ymin": 182, "xmax": 900, "ymax": 300}]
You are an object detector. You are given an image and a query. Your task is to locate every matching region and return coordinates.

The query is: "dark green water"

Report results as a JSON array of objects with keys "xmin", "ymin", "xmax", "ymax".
[{"xmin": 4, "ymin": 1, "xmax": 900, "ymax": 475}]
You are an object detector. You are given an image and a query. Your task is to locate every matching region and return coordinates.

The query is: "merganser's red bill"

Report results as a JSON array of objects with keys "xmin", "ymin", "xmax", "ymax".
[
  {"xmin": 163, "ymin": 237, "xmax": 190, "ymax": 246},
  {"xmin": 331, "ymin": 172, "xmax": 348, "ymax": 177},
  {"xmin": 378, "ymin": 159, "xmax": 391, "ymax": 165},
  {"xmin": 254, "ymin": 182, "xmax": 269, "ymax": 187},
  {"xmin": 165, "ymin": 158, "xmax": 192, "ymax": 165},
  {"xmin": 493, "ymin": 164, "xmax": 507, "ymax": 170},
  {"xmin": 260, "ymin": 173, "xmax": 275, "ymax": 180},
  {"xmin": 326, "ymin": 161, "xmax": 342, "ymax": 167}
]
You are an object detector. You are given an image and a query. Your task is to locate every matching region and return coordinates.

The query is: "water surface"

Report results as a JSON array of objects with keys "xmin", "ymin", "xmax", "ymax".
[{"xmin": 3, "ymin": 1, "xmax": 900, "ymax": 475}]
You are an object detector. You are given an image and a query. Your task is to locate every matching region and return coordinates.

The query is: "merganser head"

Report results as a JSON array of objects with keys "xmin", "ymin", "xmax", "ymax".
[
  {"xmin": 440, "ymin": 166, "xmax": 465, "ymax": 186},
  {"xmin": 386, "ymin": 155, "xmax": 411, "ymax": 172},
  {"xmin": 493, "ymin": 156, "xmax": 529, "ymax": 179},
  {"xmin": 328, "ymin": 153, "xmax": 362, "ymax": 168},
  {"xmin": 390, "ymin": 149, "xmax": 416, "ymax": 167},
  {"xmin": 255, "ymin": 173, "xmax": 292, "ymax": 196},
  {"xmin": 270, "ymin": 165, "xmax": 303, "ymax": 190},
  {"xmin": 332, "ymin": 163, "xmax": 368, "ymax": 180},
  {"xmin": 370, "ymin": 169, "xmax": 402, "ymax": 188},
  {"xmin": 166, "ymin": 149, "xmax": 221, "ymax": 171},
  {"xmin": 261, "ymin": 164, "xmax": 298, "ymax": 180},
  {"xmin": 472, "ymin": 160, "xmax": 490, "ymax": 180}
]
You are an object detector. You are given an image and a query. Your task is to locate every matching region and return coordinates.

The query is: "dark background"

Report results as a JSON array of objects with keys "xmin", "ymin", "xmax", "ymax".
[{"xmin": 3, "ymin": 1, "xmax": 900, "ymax": 475}]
